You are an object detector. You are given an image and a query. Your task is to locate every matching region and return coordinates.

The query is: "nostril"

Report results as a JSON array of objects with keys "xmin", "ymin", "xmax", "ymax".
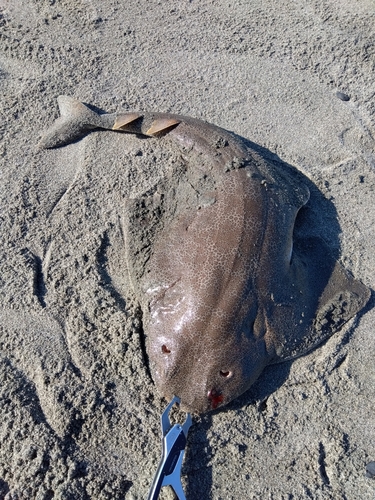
[
  {"xmin": 161, "ymin": 345, "xmax": 171, "ymax": 354},
  {"xmin": 220, "ymin": 370, "xmax": 232, "ymax": 378}
]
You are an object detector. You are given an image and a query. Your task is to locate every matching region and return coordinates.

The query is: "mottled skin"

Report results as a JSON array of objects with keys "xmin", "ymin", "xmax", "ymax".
[
  {"xmin": 40, "ymin": 96, "xmax": 370, "ymax": 414},
  {"xmin": 145, "ymin": 166, "xmax": 277, "ymax": 412},
  {"xmin": 143, "ymin": 120, "xmax": 307, "ymax": 413}
]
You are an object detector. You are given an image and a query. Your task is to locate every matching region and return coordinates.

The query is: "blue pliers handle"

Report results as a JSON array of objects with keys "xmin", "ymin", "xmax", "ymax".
[{"xmin": 147, "ymin": 396, "xmax": 192, "ymax": 500}]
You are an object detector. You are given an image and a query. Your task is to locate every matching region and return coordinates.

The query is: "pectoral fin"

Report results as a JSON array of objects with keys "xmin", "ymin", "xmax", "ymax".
[{"xmin": 268, "ymin": 237, "xmax": 370, "ymax": 361}]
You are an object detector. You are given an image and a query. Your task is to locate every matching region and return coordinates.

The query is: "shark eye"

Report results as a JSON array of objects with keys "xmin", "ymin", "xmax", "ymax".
[
  {"xmin": 220, "ymin": 370, "xmax": 232, "ymax": 378},
  {"xmin": 161, "ymin": 345, "xmax": 171, "ymax": 354}
]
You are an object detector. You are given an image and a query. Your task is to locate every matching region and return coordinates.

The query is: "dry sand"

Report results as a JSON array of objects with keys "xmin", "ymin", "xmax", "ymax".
[{"xmin": 0, "ymin": 1, "xmax": 374, "ymax": 499}]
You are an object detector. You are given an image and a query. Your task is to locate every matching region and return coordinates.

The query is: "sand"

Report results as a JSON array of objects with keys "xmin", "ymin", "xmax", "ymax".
[{"xmin": 0, "ymin": 1, "xmax": 374, "ymax": 499}]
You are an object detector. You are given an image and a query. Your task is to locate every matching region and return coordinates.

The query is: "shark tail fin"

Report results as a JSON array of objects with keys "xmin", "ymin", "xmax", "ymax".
[{"xmin": 39, "ymin": 95, "xmax": 106, "ymax": 149}]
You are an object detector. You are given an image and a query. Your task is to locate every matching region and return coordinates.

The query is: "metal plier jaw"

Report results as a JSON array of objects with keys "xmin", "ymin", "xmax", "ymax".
[{"xmin": 147, "ymin": 396, "xmax": 192, "ymax": 500}]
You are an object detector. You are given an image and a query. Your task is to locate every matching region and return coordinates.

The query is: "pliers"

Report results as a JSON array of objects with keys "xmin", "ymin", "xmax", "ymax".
[{"xmin": 147, "ymin": 396, "xmax": 192, "ymax": 500}]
